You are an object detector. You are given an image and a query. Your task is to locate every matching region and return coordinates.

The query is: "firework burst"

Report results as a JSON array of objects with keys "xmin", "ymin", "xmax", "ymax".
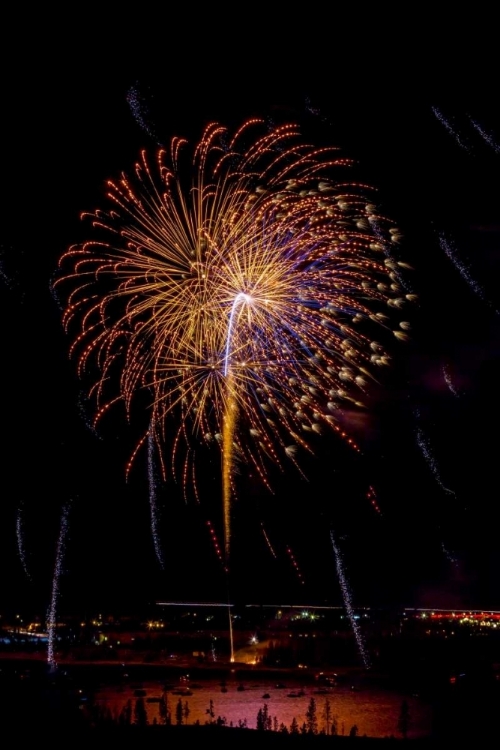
[{"xmin": 57, "ymin": 119, "xmax": 411, "ymax": 556}]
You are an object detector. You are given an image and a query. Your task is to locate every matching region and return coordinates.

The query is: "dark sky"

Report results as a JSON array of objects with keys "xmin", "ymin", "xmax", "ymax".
[{"xmin": 2, "ymin": 22, "xmax": 500, "ymax": 616}]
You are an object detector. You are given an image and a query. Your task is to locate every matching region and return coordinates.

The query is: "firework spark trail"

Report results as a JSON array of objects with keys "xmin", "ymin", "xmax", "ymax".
[
  {"xmin": 286, "ymin": 545, "xmax": 305, "ymax": 585},
  {"xmin": 57, "ymin": 119, "xmax": 412, "ymax": 551},
  {"xmin": 330, "ymin": 531, "xmax": 370, "ymax": 669},
  {"xmin": 148, "ymin": 429, "xmax": 165, "ymax": 569},
  {"xmin": 1, "ymin": 245, "xmax": 24, "ymax": 300},
  {"xmin": 77, "ymin": 390, "xmax": 103, "ymax": 439},
  {"xmin": 260, "ymin": 521, "xmax": 278, "ymax": 559},
  {"xmin": 439, "ymin": 233, "xmax": 499, "ymax": 314},
  {"xmin": 126, "ymin": 83, "xmax": 159, "ymax": 143},
  {"xmin": 440, "ymin": 540, "xmax": 459, "ymax": 568},
  {"xmin": 468, "ymin": 116, "xmax": 500, "ymax": 153},
  {"xmin": 414, "ymin": 409, "xmax": 455, "ymax": 497},
  {"xmin": 206, "ymin": 519, "xmax": 227, "ymax": 570},
  {"xmin": 221, "ymin": 293, "xmax": 253, "ymax": 558},
  {"xmin": 431, "ymin": 107, "xmax": 470, "ymax": 151},
  {"xmin": 0, "ymin": 245, "xmax": 13, "ymax": 288},
  {"xmin": 16, "ymin": 502, "xmax": 31, "ymax": 580},
  {"xmin": 47, "ymin": 502, "xmax": 71, "ymax": 670},
  {"xmin": 222, "ymin": 381, "xmax": 237, "ymax": 559},
  {"xmin": 0, "ymin": 262, "xmax": 10, "ymax": 287},
  {"xmin": 366, "ymin": 485, "xmax": 382, "ymax": 516},
  {"xmin": 442, "ymin": 361, "xmax": 461, "ymax": 398}
]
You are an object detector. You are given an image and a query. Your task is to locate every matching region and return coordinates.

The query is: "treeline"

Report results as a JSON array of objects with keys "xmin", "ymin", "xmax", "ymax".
[{"xmin": 84, "ymin": 694, "xmax": 393, "ymax": 739}]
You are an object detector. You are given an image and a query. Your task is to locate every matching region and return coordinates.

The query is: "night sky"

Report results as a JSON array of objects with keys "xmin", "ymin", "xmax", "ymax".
[{"xmin": 2, "ymin": 21, "xmax": 500, "ymax": 616}]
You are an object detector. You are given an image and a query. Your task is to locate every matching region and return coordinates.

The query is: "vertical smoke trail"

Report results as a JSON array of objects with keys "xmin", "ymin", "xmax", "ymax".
[
  {"xmin": 47, "ymin": 502, "xmax": 71, "ymax": 670},
  {"xmin": 330, "ymin": 531, "xmax": 370, "ymax": 669},
  {"xmin": 148, "ymin": 429, "xmax": 165, "ymax": 569},
  {"xmin": 16, "ymin": 502, "xmax": 31, "ymax": 580}
]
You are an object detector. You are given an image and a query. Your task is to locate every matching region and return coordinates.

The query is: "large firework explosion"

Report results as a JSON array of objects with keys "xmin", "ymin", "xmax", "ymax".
[{"xmin": 56, "ymin": 119, "xmax": 412, "ymax": 555}]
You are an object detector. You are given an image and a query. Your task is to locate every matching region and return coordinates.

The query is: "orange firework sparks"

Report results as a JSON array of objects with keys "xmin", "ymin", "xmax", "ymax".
[{"xmin": 56, "ymin": 119, "xmax": 412, "ymax": 549}]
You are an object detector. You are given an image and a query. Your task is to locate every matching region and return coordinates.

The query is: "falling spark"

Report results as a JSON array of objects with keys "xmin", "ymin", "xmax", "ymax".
[
  {"xmin": 260, "ymin": 521, "xmax": 278, "ymax": 558},
  {"xmin": 330, "ymin": 531, "xmax": 370, "ymax": 669},
  {"xmin": 47, "ymin": 502, "xmax": 71, "ymax": 670},
  {"xmin": 77, "ymin": 390, "xmax": 103, "ymax": 439},
  {"xmin": 439, "ymin": 233, "xmax": 498, "ymax": 313},
  {"xmin": 468, "ymin": 116, "xmax": 500, "ymax": 154},
  {"xmin": 148, "ymin": 429, "xmax": 165, "ymax": 569},
  {"xmin": 414, "ymin": 410, "xmax": 455, "ymax": 496},
  {"xmin": 442, "ymin": 361, "xmax": 461, "ymax": 398},
  {"xmin": 206, "ymin": 519, "xmax": 227, "ymax": 571},
  {"xmin": 366, "ymin": 485, "xmax": 382, "ymax": 516},
  {"xmin": 431, "ymin": 107, "xmax": 470, "ymax": 151},
  {"xmin": 286, "ymin": 545, "xmax": 305, "ymax": 585},
  {"xmin": 440, "ymin": 541, "xmax": 459, "ymax": 568},
  {"xmin": 126, "ymin": 83, "xmax": 159, "ymax": 142}
]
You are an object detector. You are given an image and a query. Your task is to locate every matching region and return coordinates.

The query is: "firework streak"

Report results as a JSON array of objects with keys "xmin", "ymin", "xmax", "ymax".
[
  {"xmin": 330, "ymin": 531, "xmax": 370, "ymax": 669},
  {"xmin": 47, "ymin": 503, "xmax": 70, "ymax": 669}
]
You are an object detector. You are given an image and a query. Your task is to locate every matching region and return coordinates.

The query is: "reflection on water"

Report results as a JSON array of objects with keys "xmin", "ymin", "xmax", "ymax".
[{"xmin": 95, "ymin": 676, "xmax": 432, "ymax": 738}]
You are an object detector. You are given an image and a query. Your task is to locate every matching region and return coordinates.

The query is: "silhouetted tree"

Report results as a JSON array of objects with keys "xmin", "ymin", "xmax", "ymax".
[
  {"xmin": 398, "ymin": 700, "xmax": 410, "ymax": 738},
  {"xmin": 205, "ymin": 698, "xmax": 215, "ymax": 724},
  {"xmin": 175, "ymin": 698, "xmax": 183, "ymax": 725},
  {"xmin": 322, "ymin": 698, "xmax": 332, "ymax": 734},
  {"xmin": 159, "ymin": 692, "xmax": 171, "ymax": 725},
  {"xmin": 306, "ymin": 697, "xmax": 318, "ymax": 734},
  {"xmin": 119, "ymin": 699, "xmax": 132, "ymax": 726},
  {"xmin": 257, "ymin": 703, "xmax": 271, "ymax": 730},
  {"xmin": 349, "ymin": 724, "xmax": 358, "ymax": 737},
  {"xmin": 290, "ymin": 717, "xmax": 299, "ymax": 734},
  {"xmin": 134, "ymin": 697, "xmax": 148, "ymax": 727}
]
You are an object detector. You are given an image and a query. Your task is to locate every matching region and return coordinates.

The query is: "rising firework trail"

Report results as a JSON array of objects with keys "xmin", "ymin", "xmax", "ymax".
[
  {"xmin": 56, "ymin": 119, "xmax": 411, "ymax": 560},
  {"xmin": 47, "ymin": 502, "xmax": 71, "ymax": 670},
  {"xmin": 16, "ymin": 502, "xmax": 31, "ymax": 580},
  {"xmin": 330, "ymin": 530, "xmax": 370, "ymax": 669},
  {"xmin": 148, "ymin": 429, "xmax": 165, "ymax": 569}
]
